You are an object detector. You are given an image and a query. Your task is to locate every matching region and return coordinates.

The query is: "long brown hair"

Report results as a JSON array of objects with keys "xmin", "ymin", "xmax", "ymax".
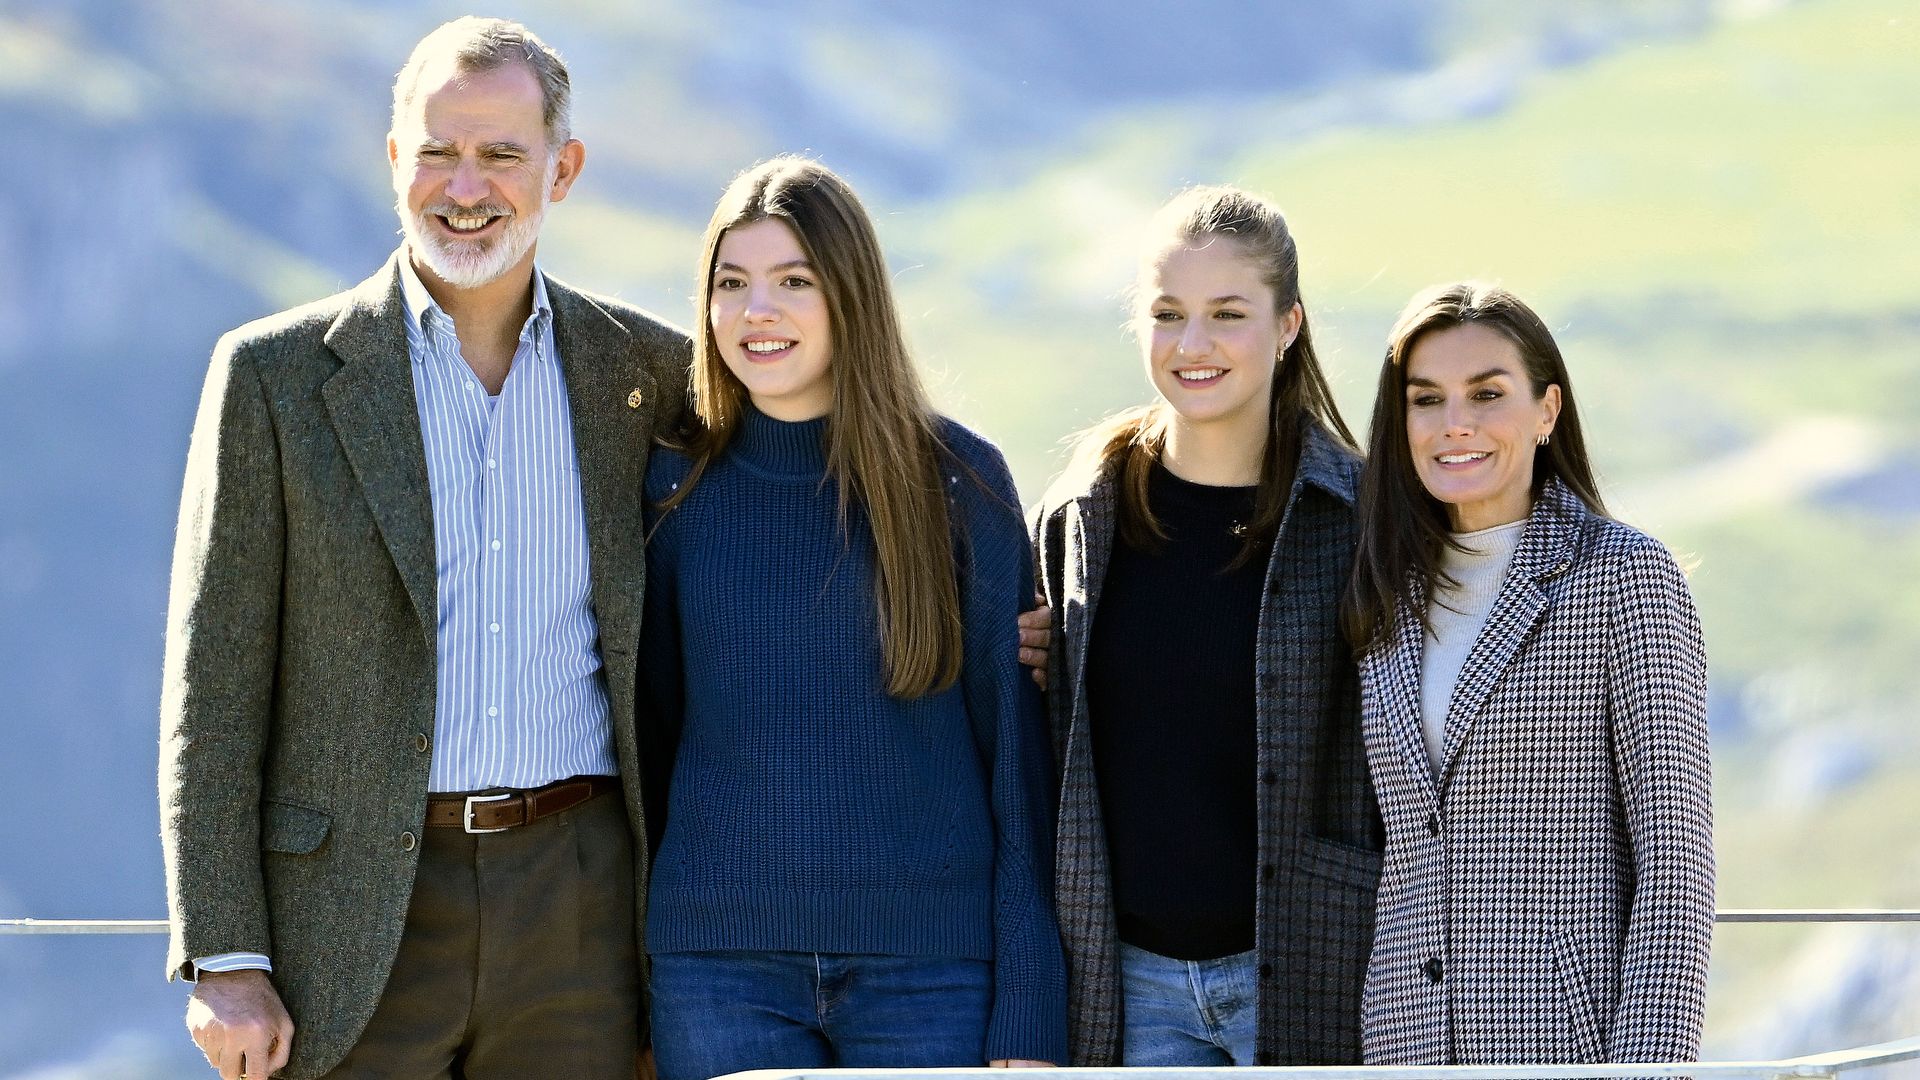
[
  {"xmin": 662, "ymin": 156, "xmax": 962, "ymax": 698},
  {"xmin": 1074, "ymin": 185, "xmax": 1355, "ymax": 565},
  {"xmin": 1341, "ymin": 281, "xmax": 1606, "ymax": 653}
]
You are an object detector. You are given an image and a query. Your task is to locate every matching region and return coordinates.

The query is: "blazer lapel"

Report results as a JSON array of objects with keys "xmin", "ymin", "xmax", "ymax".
[
  {"xmin": 1435, "ymin": 482, "xmax": 1582, "ymax": 786},
  {"xmin": 321, "ymin": 254, "xmax": 437, "ymax": 645},
  {"xmin": 1374, "ymin": 580, "xmax": 1441, "ymax": 804},
  {"xmin": 548, "ymin": 278, "xmax": 650, "ymax": 665}
]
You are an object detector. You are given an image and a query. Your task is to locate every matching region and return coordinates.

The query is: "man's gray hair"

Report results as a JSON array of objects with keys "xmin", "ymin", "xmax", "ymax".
[{"xmin": 391, "ymin": 16, "xmax": 573, "ymax": 149}]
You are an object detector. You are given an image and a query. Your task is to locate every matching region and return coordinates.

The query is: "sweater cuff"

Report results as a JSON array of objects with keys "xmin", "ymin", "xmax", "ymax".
[{"xmin": 984, "ymin": 986, "xmax": 1069, "ymax": 1065}]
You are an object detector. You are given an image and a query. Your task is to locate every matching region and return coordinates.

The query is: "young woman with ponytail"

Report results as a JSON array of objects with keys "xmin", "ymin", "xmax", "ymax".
[{"xmin": 1030, "ymin": 186, "xmax": 1382, "ymax": 1067}]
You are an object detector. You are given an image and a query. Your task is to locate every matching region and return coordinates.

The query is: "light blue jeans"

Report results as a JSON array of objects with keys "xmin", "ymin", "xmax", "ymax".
[{"xmin": 1119, "ymin": 941, "xmax": 1259, "ymax": 1066}]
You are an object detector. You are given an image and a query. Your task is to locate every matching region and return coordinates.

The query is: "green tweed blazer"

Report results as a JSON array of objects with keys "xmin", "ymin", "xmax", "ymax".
[{"xmin": 158, "ymin": 251, "xmax": 690, "ymax": 1079}]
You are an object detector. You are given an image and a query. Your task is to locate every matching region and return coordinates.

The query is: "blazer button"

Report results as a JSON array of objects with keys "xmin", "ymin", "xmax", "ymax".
[
  {"xmin": 1425, "ymin": 812, "xmax": 1440, "ymax": 837},
  {"xmin": 1258, "ymin": 962, "xmax": 1274, "ymax": 978},
  {"xmin": 1424, "ymin": 957, "xmax": 1444, "ymax": 983},
  {"xmin": 1261, "ymin": 770, "xmax": 1278, "ymax": 785},
  {"xmin": 413, "ymin": 733, "xmax": 431, "ymax": 754},
  {"xmin": 1261, "ymin": 864, "xmax": 1276, "ymax": 881},
  {"xmin": 400, "ymin": 831, "xmax": 418, "ymax": 852}
]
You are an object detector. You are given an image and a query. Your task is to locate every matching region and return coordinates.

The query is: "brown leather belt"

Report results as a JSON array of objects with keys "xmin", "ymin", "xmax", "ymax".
[{"xmin": 424, "ymin": 775, "xmax": 620, "ymax": 833}]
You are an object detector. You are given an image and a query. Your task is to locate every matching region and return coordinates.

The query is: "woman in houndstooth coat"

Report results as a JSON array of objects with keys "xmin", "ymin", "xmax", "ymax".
[{"xmin": 1342, "ymin": 282, "xmax": 1714, "ymax": 1065}]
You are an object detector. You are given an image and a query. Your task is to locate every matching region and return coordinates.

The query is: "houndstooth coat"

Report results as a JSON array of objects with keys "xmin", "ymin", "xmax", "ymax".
[
  {"xmin": 1358, "ymin": 479, "xmax": 1714, "ymax": 1065},
  {"xmin": 1030, "ymin": 419, "xmax": 1385, "ymax": 1066}
]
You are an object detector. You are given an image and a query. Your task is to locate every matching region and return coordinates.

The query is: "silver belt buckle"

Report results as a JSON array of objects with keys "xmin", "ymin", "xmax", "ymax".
[{"xmin": 463, "ymin": 792, "xmax": 514, "ymax": 834}]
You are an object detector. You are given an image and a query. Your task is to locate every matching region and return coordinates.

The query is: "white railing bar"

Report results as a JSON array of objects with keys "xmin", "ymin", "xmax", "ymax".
[
  {"xmin": 0, "ymin": 919, "xmax": 168, "ymax": 934},
  {"xmin": 718, "ymin": 1032, "xmax": 1920, "ymax": 1080},
  {"xmin": 10, "ymin": 910, "xmax": 1920, "ymax": 935},
  {"xmin": 1715, "ymin": 909, "xmax": 1920, "ymax": 923}
]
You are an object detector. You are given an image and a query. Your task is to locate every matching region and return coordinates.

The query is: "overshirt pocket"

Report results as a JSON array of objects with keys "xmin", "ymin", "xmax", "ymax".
[{"xmin": 1296, "ymin": 834, "xmax": 1384, "ymax": 890}]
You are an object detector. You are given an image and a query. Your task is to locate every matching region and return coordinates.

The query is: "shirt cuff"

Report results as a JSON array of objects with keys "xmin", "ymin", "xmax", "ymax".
[{"xmin": 185, "ymin": 952, "xmax": 273, "ymax": 982}]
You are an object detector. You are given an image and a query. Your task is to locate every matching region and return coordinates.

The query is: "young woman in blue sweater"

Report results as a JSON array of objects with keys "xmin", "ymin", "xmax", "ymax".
[{"xmin": 638, "ymin": 156, "xmax": 1067, "ymax": 1080}]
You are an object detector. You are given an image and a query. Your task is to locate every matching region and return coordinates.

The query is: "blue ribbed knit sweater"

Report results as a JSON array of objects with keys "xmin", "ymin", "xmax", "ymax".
[{"xmin": 638, "ymin": 405, "xmax": 1066, "ymax": 1064}]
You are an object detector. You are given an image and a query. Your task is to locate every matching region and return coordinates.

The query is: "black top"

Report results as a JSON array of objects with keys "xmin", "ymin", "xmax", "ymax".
[{"xmin": 1085, "ymin": 461, "xmax": 1265, "ymax": 960}]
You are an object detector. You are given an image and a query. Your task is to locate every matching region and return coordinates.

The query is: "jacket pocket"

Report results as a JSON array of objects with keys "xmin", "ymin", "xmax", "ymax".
[
  {"xmin": 1549, "ymin": 929, "xmax": 1605, "ymax": 1063},
  {"xmin": 261, "ymin": 799, "xmax": 332, "ymax": 856},
  {"xmin": 1296, "ymin": 834, "xmax": 1384, "ymax": 890}
]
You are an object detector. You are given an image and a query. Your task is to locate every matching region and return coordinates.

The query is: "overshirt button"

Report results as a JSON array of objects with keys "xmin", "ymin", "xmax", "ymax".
[
  {"xmin": 1258, "ymin": 962, "xmax": 1274, "ymax": 978},
  {"xmin": 1424, "ymin": 957, "xmax": 1444, "ymax": 983},
  {"xmin": 413, "ymin": 733, "xmax": 430, "ymax": 754},
  {"xmin": 1261, "ymin": 770, "xmax": 1278, "ymax": 785},
  {"xmin": 1426, "ymin": 812, "xmax": 1441, "ymax": 837},
  {"xmin": 400, "ymin": 831, "xmax": 417, "ymax": 852},
  {"xmin": 1261, "ymin": 864, "xmax": 1276, "ymax": 881},
  {"xmin": 1257, "ymin": 1053, "xmax": 1274, "ymax": 1065}
]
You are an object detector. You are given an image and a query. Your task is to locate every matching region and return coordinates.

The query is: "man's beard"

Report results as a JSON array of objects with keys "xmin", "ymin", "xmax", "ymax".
[{"xmin": 397, "ymin": 163, "xmax": 553, "ymax": 290}]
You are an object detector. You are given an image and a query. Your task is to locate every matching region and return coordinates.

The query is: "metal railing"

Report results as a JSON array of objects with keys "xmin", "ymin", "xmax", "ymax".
[
  {"xmin": 9, "ymin": 909, "xmax": 1920, "ymax": 935},
  {"xmin": 718, "ymin": 1033, "xmax": 1920, "ymax": 1080},
  {"xmin": 7, "ymin": 910, "xmax": 1919, "ymax": 1079}
]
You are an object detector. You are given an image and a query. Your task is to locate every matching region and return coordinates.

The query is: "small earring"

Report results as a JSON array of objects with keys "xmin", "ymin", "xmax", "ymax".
[{"xmin": 1537, "ymin": 433, "xmax": 1551, "ymax": 447}]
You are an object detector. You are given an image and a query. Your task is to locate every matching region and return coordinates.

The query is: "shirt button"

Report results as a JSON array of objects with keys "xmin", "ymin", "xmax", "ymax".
[
  {"xmin": 1426, "ymin": 812, "xmax": 1441, "ymax": 837},
  {"xmin": 489, "ymin": 622, "xmax": 501, "ymax": 633},
  {"xmin": 487, "ymin": 706, "xmax": 499, "ymax": 717},
  {"xmin": 1424, "ymin": 957, "xmax": 1444, "ymax": 983},
  {"xmin": 400, "ymin": 831, "xmax": 417, "ymax": 852},
  {"xmin": 487, "ymin": 458, "xmax": 497, "ymax": 469},
  {"xmin": 490, "ymin": 539, "xmax": 502, "ymax": 551},
  {"xmin": 413, "ymin": 733, "xmax": 430, "ymax": 753}
]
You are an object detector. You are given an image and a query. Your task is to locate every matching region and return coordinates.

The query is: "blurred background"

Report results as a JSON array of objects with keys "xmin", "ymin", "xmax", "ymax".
[{"xmin": 3, "ymin": 0, "xmax": 1918, "ymax": 1074}]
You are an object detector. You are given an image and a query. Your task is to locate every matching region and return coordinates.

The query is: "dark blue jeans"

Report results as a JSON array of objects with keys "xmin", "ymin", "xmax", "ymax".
[{"xmin": 649, "ymin": 950, "xmax": 991, "ymax": 1080}]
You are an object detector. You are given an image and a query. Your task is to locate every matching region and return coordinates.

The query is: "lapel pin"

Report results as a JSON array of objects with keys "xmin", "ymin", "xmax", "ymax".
[{"xmin": 627, "ymin": 388, "xmax": 644, "ymax": 409}]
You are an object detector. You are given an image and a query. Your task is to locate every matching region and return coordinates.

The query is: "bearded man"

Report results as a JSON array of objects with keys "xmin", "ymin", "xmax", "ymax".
[{"xmin": 159, "ymin": 17, "xmax": 688, "ymax": 1079}]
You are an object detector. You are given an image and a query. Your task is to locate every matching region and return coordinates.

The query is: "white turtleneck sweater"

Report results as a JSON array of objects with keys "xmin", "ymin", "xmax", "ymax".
[{"xmin": 1418, "ymin": 520, "xmax": 1526, "ymax": 776}]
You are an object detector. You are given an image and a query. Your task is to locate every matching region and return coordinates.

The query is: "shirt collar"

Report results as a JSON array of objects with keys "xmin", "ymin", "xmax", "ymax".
[{"xmin": 398, "ymin": 250, "xmax": 554, "ymax": 356}]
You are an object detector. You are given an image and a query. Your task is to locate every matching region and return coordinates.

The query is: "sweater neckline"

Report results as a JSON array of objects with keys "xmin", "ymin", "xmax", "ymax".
[{"xmin": 732, "ymin": 405, "xmax": 829, "ymax": 478}]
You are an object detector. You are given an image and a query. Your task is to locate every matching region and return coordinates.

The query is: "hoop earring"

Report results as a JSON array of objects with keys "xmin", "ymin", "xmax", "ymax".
[{"xmin": 1536, "ymin": 433, "xmax": 1551, "ymax": 447}]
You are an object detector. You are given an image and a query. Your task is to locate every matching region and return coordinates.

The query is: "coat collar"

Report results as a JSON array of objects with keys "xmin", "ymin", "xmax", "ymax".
[
  {"xmin": 1045, "ymin": 412, "xmax": 1358, "ymax": 518},
  {"xmin": 316, "ymin": 251, "xmax": 651, "ymax": 654},
  {"xmin": 1376, "ymin": 476, "xmax": 1594, "ymax": 797}
]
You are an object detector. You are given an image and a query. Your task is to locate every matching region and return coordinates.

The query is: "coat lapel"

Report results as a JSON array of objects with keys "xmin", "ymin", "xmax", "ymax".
[
  {"xmin": 1370, "ymin": 576, "xmax": 1441, "ymax": 804},
  {"xmin": 1064, "ymin": 468, "xmax": 1117, "ymax": 713},
  {"xmin": 1434, "ymin": 481, "xmax": 1583, "ymax": 786},
  {"xmin": 321, "ymin": 254, "xmax": 437, "ymax": 645},
  {"xmin": 548, "ymin": 277, "xmax": 651, "ymax": 666}
]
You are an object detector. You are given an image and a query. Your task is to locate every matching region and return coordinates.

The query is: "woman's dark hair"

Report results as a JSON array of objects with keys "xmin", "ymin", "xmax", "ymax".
[
  {"xmin": 1075, "ymin": 185, "xmax": 1355, "ymax": 566},
  {"xmin": 1341, "ymin": 281, "xmax": 1605, "ymax": 653}
]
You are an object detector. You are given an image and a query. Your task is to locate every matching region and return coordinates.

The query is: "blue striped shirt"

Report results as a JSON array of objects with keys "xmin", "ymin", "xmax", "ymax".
[{"xmin": 400, "ymin": 257, "xmax": 617, "ymax": 792}]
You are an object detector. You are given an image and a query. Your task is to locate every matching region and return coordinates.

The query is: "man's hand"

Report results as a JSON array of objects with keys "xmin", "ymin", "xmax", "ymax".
[
  {"xmin": 186, "ymin": 969, "xmax": 294, "ymax": 1079},
  {"xmin": 1017, "ymin": 599, "xmax": 1052, "ymax": 691}
]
